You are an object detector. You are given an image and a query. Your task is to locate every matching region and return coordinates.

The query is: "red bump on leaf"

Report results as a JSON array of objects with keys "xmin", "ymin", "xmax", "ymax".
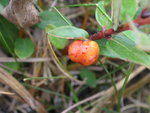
[{"xmin": 68, "ymin": 40, "xmax": 100, "ymax": 66}]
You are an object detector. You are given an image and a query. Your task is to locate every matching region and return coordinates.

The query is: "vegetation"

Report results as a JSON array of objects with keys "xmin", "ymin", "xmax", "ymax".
[{"xmin": 0, "ymin": 0, "xmax": 150, "ymax": 113}]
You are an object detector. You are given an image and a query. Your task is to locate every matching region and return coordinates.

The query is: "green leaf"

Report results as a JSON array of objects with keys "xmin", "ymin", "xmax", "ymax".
[
  {"xmin": 137, "ymin": 33, "xmax": 150, "ymax": 51},
  {"xmin": 123, "ymin": 30, "xmax": 137, "ymax": 41},
  {"xmin": 4, "ymin": 62, "xmax": 20, "ymax": 74},
  {"xmin": 45, "ymin": 24, "xmax": 56, "ymax": 32},
  {"xmin": 0, "ymin": 16, "xmax": 19, "ymax": 54},
  {"xmin": 97, "ymin": 35, "xmax": 150, "ymax": 68},
  {"xmin": 37, "ymin": 10, "xmax": 72, "ymax": 29},
  {"xmin": 120, "ymin": 0, "xmax": 137, "ymax": 22},
  {"xmin": 0, "ymin": 4, "xmax": 4, "ymax": 12},
  {"xmin": 48, "ymin": 36, "xmax": 68, "ymax": 49},
  {"xmin": 14, "ymin": 38, "xmax": 34, "ymax": 58},
  {"xmin": 47, "ymin": 26, "xmax": 89, "ymax": 39},
  {"xmin": 80, "ymin": 69, "xmax": 96, "ymax": 88},
  {"xmin": 95, "ymin": 1, "xmax": 112, "ymax": 29},
  {"xmin": 124, "ymin": 30, "xmax": 150, "ymax": 51},
  {"xmin": 46, "ymin": 25, "xmax": 67, "ymax": 49},
  {"xmin": 0, "ymin": 0, "xmax": 9, "ymax": 6},
  {"xmin": 47, "ymin": 26, "xmax": 89, "ymax": 49}
]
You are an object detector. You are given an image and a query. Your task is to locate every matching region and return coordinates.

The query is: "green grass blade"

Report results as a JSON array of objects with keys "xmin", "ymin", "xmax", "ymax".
[
  {"xmin": 117, "ymin": 63, "xmax": 135, "ymax": 112},
  {"xmin": 24, "ymin": 76, "xmax": 67, "ymax": 81},
  {"xmin": 56, "ymin": 3, "xmax": 96, "ymax": 8},
  {"xmin": 99, "ymin": 59, "xmax": 117, "ymax": 92},
  {"xmin": 24, "ymin": 83, "xmax": 70, "ymax": 100}
]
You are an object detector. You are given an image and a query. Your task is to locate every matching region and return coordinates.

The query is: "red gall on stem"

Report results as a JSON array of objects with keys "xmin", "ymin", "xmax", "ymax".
[{"xmin": 68, "ymin": 40, "xmax": 100, "ymax": 66}]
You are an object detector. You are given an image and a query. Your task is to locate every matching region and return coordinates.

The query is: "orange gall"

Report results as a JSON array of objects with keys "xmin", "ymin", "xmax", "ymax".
[{"xmin": 68, "ymin": 40, "xmax": 100, "ymax": 66}]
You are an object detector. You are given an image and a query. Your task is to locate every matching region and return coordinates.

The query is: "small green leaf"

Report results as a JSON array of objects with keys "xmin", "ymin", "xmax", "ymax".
[
  {"xmin": 0, "ymin": 16, "xmax": 19, "ymax": 54},
  {"xmin": 0, "ymin": 4, "xmax": 4, "ymax": 12},
  {"xmin": 47, "ymin": 26, "xmax": 89, "ymax": 39},
  {"xmin": 80, "ymin": 69, "xmax": 96, "ymax": 88},
  {"xmin": 48, "ymin": 36, "xmax": 68, "ymax": 49},
  {"xmin": 0, "ymin": 0, "xmax": 9, "ymax": 6},
  {"xmin": 97, "ymin": 35, "xmax": 150, "ymax": 68},
  {"xmin": 37, "ymin": 10, "xmax": 72, "ymax": 29},
  {"xmin": 14, "ymin": 38, "xmax": 34, "ymax": 58},
  {"xmin": 4, "ymin": 62, "xmax": 20, "ymax": 74},
  {"xmin": 120, "ymin": 0, "xmax": 137, "ymax": 22},
  {"xmin": 47, "ymin": 26, "xmax": 88, "ymax": 49},
  {"xmin": 95, "ymin": 1, "xmax": 112, "ymax": 29}
]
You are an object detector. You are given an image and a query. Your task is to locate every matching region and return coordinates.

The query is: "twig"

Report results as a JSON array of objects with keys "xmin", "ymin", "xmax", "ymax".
[
  {"xmin": 0, "ymin": 63, "xmax": 31, "ymax": 77},
  {"xmin": 62, "ymin": 91, "xmax": 105, "ymax": 113},
  {"xmin": 81, "ymin": 0, "xmax": 93, "ymax": 29},
  {"xmin": 0, "ymin": 57, "xmax": 52, "ymax": 62},
  {"xmin": 124, "ymin": 73, "xmax": 150, "ymax": 97},
  {"xmin": 121, "ymin": 104, "xmax": 149, "ymax": 112},
  {"xmin": 47, "ymin": 37, "xmax": 85, "ymax": 85},
  {"xmin": 0, "ymin": 67, "xmax": 47, "ymax": 113},
  {"xmin": 90, "ymin": 66, "xmax": 146, "ymax": 113},
  {"xmin": 61, "ymin": 66, "xmax": 146, "ymax": 113},
  {"xmin": 89, "ymin": 10, "xmax": 150, "ymax": 40},
  {"xmin": 0, "ymin": 91, "xmax": 15, "ymax": 95}
]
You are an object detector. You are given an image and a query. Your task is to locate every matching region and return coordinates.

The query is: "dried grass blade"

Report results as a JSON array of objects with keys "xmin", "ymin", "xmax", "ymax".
[{"xmin": 0, "ymin": 68, "xmax": 47, "ymax": 113}]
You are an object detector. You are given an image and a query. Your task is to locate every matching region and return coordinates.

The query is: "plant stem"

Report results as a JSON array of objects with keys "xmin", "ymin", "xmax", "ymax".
[
  {"xmin": 99, "ymin": 59, "xmax": 117, "ymax": 93},
  {"xmin": 56, "ymin": 3, "xmax": 96, "ymax": 8},
  {"xmin": 117, "ymin": 63, "xmax": 135, "ymax": 112},
  {"xmin": 89, "ymin": 10, "xmax": 150, "ymax": 40}
]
